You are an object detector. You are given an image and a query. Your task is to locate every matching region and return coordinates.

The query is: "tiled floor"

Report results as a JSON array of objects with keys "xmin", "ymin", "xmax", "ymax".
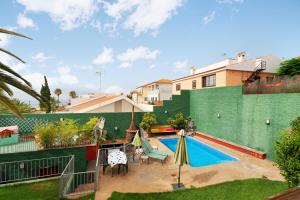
[{"xmin": 95, "ymin": 136, "xmax": 283, "ymax": 200}]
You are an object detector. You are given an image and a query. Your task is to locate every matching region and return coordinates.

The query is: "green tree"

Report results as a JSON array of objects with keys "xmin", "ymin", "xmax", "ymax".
[
  {"xmin": 54, "ymin": 88, "xmax": 62, "ymax": 106},
  {"xmin": 167, "ymin": 112, "xmax": 188, "ymax": 130},
  {"xmin": 277, "ymin": 58, "xmax": 300, "ymax": 77},
  {"xmin": 0, "ymin": 28, "xmax": 47, "ymax": 117},
  {"xmin": 40, "ymin": 76, "xmax": 51, "ymax": 113},
  {"xmin": 275, "ymin": 117, "xmax": 300, "ymax": 187},
  {"xmin": 0, "ymin": 98, "xmax": 33, "ymax": 114}
]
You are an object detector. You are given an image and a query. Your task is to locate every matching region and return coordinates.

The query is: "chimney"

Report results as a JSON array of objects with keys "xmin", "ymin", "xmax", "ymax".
[
  {"xmin": 237, "ymin": 51, "xmax": 246, "ymax": 62},
  {"xmin": 190, "ymin": 66, "xmax": 196, "ymax": 75}
]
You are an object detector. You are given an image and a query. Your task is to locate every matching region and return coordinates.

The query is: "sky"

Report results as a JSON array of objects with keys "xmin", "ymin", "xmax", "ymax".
[{"xmin": 0, "ymin": 0, "xmax": 300, "ymax": 105}]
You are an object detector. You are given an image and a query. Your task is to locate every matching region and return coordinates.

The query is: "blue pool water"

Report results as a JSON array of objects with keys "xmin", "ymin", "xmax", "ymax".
[{"xmin": 159, "ymin": 137, "xmax": 238, "ymax": 167}]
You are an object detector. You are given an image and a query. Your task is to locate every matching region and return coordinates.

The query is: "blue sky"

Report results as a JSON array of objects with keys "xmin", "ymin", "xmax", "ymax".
[{"xmin": 1, "ymin": 0, "xmax": 300, "ymax": 104}]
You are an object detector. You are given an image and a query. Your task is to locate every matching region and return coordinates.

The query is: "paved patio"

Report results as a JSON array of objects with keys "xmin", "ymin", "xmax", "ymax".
[{"xmin": 95, "ymin": 136, "xmax": 283, "ymax": 200}]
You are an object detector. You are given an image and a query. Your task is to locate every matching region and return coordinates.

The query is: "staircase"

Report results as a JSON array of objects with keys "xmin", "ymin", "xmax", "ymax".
[{"xmin": 243, "ymin": 60, "xmax": 266, "ymax": 85}]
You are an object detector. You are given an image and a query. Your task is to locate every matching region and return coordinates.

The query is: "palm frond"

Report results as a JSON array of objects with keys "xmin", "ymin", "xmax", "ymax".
[
  {"xmin": 0, "ymin": 48, "xmax": 26, "ymax": 63},
  {"xmin": 0, "ymin": 81, "xmax": 13, "ymax": 96},
  {"xmin": 0, "ymin": 91, "xmax": 22, "ymax": 118},
  {"xmin": 0, "ymin": 28, "xmax": 32, "ymax": 40},
  {"xmin": 0, "ymin": 61, "xmax": 31, "ymax": 86}
]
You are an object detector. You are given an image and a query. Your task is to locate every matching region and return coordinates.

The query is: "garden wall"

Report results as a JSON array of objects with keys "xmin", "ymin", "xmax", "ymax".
[
  {"xmin": 190, "ymin": 86, "xmax": 300, "ymax": 160},
  {"xmin": 0, "ymin": 112, "xmax": 143, "ymax": 139},
  {"xmin": 153, "ymin": 90, "xmax": 190, "ymax": 124},
  {"xmin": 0, "ymin": 146, "xmax": 87, "ymax": 172}
]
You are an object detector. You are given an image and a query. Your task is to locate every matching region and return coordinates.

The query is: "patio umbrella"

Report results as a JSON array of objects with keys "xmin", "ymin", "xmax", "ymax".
[
  {"xmin": 174, "ymin": 129, "xmax": 189, "ymax": 189},
  {"xmin": 132, "ymin": 131, "xmax": 142, "ymax": 147}
]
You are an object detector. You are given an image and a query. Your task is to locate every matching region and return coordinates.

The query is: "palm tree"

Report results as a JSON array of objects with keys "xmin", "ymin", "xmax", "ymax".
[
  {"xmin": 69, "ymin": 90, "xmax": 77, "ymax": 105},
  {"xmin": 54, "ymin": 88, "xmax": 62, "ymax": 106},
  {"xmin": 0, "ymin": 28, "xmax": 47, "ymax": 117}
]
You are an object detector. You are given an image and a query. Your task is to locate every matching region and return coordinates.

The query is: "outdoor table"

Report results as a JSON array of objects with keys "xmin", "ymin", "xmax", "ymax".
[{"xmin": 108, "ymin": 150, "xmax": 128, "ymax": 176}]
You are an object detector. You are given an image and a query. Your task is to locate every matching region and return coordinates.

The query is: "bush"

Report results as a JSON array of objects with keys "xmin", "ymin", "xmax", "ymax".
[
  {"xmin": 80, "ymin": 117, "xmax": 98, "ymax": 142},
  {"xmin": 167, "ymin": 112, "xmax": 188, "ymax": 130},
  {"xmin": 140, "ymin": 113, "xmax": 157, "ymax": 133},
  {"xmin": 34, "ymin": 123, "xmax": 58, "ymax": 147},
  {"xmin": 277, "ymin": 58, "xmax": 300, "ymax": 77},
  {"xmin": 57, "ymin": 119, "xmax": 79, "ymax": 145},
  {"xmin": 275, "ymin": 117, "xmax": 300, "ymax": 187}
]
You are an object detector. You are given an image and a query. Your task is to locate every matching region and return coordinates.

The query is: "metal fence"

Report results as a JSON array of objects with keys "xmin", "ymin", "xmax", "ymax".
[
  {"xmin": 59, "ymin": 149, "xmax": 100, "ymax": 198},
  {"xmin": 243, "ymin": 75, "xmax": 300, "ymax": 94},
  {"xmin": 0, "ymin": 155, "xmax": 72, "ymax": 184}
]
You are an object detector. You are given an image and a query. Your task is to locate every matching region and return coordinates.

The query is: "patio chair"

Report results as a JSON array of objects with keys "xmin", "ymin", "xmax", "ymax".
[
  {"xmin": 142, "ymin": 142, "xmax": 167, "ymax": 164},
  {"xmin": 143, "ymin": 140, "xmax": 168, "ymax": 157}
]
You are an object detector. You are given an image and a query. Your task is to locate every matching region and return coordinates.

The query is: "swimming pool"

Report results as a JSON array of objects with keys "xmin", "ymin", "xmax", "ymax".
[{"xmin": 159, "ymin": 137, "xmax": 238, "ymax": 167}]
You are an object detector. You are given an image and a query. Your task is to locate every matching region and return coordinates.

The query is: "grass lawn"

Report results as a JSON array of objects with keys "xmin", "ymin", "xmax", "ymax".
[
  {"xmin": 0, "ymin": 179, "xmax": 94, "ymax": 200},
  {"xmin": 108, "ymin": 178, "xmax": 288, "ymax": 200}
]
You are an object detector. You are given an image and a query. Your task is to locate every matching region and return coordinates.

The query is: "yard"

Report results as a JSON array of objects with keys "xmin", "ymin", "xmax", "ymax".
[
  {"xmin": 108, "ymin": 178, "xmax": 288, "ymax": 200},
  {"xmin": 0, "ymin": 179, "xmax": 94, "ymax": 200}
]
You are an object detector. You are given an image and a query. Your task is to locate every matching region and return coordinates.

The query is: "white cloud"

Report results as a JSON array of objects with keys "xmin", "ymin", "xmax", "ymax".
[
  {"xmin": 105, "ymin": 85, "xmax": 124, "ymax": 94},
  {"xmin": 0, "ymin": 33, "xmax": 10, "ymax": 47},
  {"xmin": 93, "ymin": 47, "xmax": 114, "ymax": 65},
  {"xmin": 23, "ymin": 72, "xmax": 58, "ymax": 90},
  {"xmin": 203, "ymin": 11, "xmax": 216, "ymax": 25},
  {"xmin": 31, "ymin": 52, "xmax": 51, "ymax": 63},
  {"xmin": 0, "ymin": 52, "xmax": 26, "ymax": 72},
  {"xmin": 17, "ymin": 13, "xmax": 38, "ymax": 30},
  {"xmin": 57, "ymin": 66, "xmax": 79, "ymax": 85},
  {"xmin": 103, "ymin": 0, "xmax": 185, "ymax": 35},
  {"xmin": 17, "ymin": 0, "xmax": 99, "ymax": 31},
  {"xmin": 84, "ymin": 83, "xmax": 97, "ymax": 89},
  {"xmin": 118, "ymin": 46, "xmax": 159, "ymax": 62},
  {"xmin": 119, "ymin": 62, "xmax": 132, "ymax": 68},
  {"xmin": 149, "ymin": 64, "xmax": 156, "ymax": 69},
  {"xmin": 173, "ymin": 60, "xmax": 189, "ymax": 71},
  {"xmin": 216, "ymin": 0, "xmax": 244, "ymax": 4}
]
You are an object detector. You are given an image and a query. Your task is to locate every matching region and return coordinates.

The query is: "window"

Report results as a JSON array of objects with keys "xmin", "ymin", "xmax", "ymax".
[
  {"xmin": 151, "ymin": 85, "xmax": 154, "ymax": 90},
  {"xmin": 202, "ymin": 74, "xmax": 216, "ymax": 87},
  {"xmin": 192, "ymin": 80, "xmax": 197, "ymax": 89},
  {"xmin": 176, "ymin": 84, "xmax": 181, "ymax": 91},
  {"xmin": 144, "ymin": 97, "xmax": 147, "ymax": 101},
  {"xmin": 156, "ymin": 85, "xmax": 159, "ymax": 89},
  {"xmin": 266, "ymin": 76, "xmax": 274, "ymax": 84}
]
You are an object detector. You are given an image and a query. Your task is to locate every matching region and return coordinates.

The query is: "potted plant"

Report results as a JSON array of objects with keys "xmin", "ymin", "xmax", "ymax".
[
  {"xmin": 140, "ymin": 112, "xmax": 157, "ymax": 137},
  {"xmin": 167, "ymin": 112, "xmax": 188, "ymax": 133},
  {"xmin": 34, "ymin": 122, "xmax": 58, "ymax": 148}
]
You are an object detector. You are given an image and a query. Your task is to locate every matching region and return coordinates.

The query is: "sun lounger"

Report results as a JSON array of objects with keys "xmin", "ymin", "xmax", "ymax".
[
  {"xmin": 143, "ymin": 140, "xmax": 168, "ymax": 157},
  {"xmin": 142, "ymin": 142, "xmax": 167, "ymax": 164}
]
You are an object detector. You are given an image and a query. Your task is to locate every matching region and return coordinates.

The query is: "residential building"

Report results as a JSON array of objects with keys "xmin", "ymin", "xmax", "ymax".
[
  {"xmin": 172, "ymin": 52, "xmax": 282, "ymax": 94},
  {"xmin": 66, "ymin": 95, "xmax": 150, "ymax": 113},
  {"xmin": 131, "ymin": 79, "xmax": 172, "ymax": 105}
]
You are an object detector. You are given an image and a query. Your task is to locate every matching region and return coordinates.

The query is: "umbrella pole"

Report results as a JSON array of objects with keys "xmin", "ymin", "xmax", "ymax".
[{"xmin": 178, "ymin": 165, "xmax": 181, "ymax": 188}]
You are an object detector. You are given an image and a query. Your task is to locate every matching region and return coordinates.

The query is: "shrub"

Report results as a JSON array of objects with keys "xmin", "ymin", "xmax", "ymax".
[
  {"xmin": 80, "ymin": 117, "xmax": 99, "ymax": 142},
  {"xmin": 57, "ymin": 119, "xmax": 79, "ymax": 145},
  {"xmin": 34, "ymin": 123, "xmax": 58, "ymax": 147},
  {"xmin": 167, "ymin": 112, "xmax": 188, "ymax": 130},
  {"xmin": 275, "ymin": 117, "xmax": 300, "ymax": 187},
  {"xmin": 140, "ymin": 113, "xmax": 157, "ymax": 133}
]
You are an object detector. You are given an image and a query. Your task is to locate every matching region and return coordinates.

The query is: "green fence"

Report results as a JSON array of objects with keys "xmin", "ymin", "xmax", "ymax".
[
  {"xmin": 0, "ymin": 112, "xmax": 143, "ymax": 139},
  {"xmin": 153, "ymin": 90, "xmax": 190, "ymax": 124},
  {"xmin": 190, "ymin": 86, "xmax": 300, "ymax": 160}
]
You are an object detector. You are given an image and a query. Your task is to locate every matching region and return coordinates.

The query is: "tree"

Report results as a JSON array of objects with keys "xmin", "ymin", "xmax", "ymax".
[
  {"xmin": 275, "ymin": 117, "xmax": 300, "ymax": 187},
  {"xmin": 140, "ymin": 113, "xmax": 157, "ymax": 133},
  {"xmin": 0, "ymin": 98, "xmax": 33, "ymax": 114},
  {"xmin": 0, "ymin": 28, "xmax": 47, "ymax": 117},
  {"xmin": 277, "ymin": 58, "xmax": 300, "ymax": 77},
  {"xmin": 40, "ymin": 76, "xmax": 51, "ymax": 113},
  {"xmin": 69, "ymin": 90, "xmax": 77, "ymax": 104},
  {"xmin": 54, "ymin": 88, "xmax": 62, "ymax": 106}
]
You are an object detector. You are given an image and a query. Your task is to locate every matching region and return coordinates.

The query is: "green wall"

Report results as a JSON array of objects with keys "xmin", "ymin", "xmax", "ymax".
[
  {"xmin": 0, "ymin": 146, "xmax": 87, "ymax": 172},
  {"xmin": 153, "ymin": 90, "xmax": 190, "ymax": 124},
  {"xmin": 190, "ymin": 86, "xmax": 300, "ymax": 160},
  {"xmin": 0, "ymin": 112, "xmax": 143, "ymax": 139}
]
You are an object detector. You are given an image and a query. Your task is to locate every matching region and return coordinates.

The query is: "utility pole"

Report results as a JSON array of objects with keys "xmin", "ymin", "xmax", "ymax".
[{"xmin": 96, "ymin": 71, "xmax": 101, "ymax": 94}]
